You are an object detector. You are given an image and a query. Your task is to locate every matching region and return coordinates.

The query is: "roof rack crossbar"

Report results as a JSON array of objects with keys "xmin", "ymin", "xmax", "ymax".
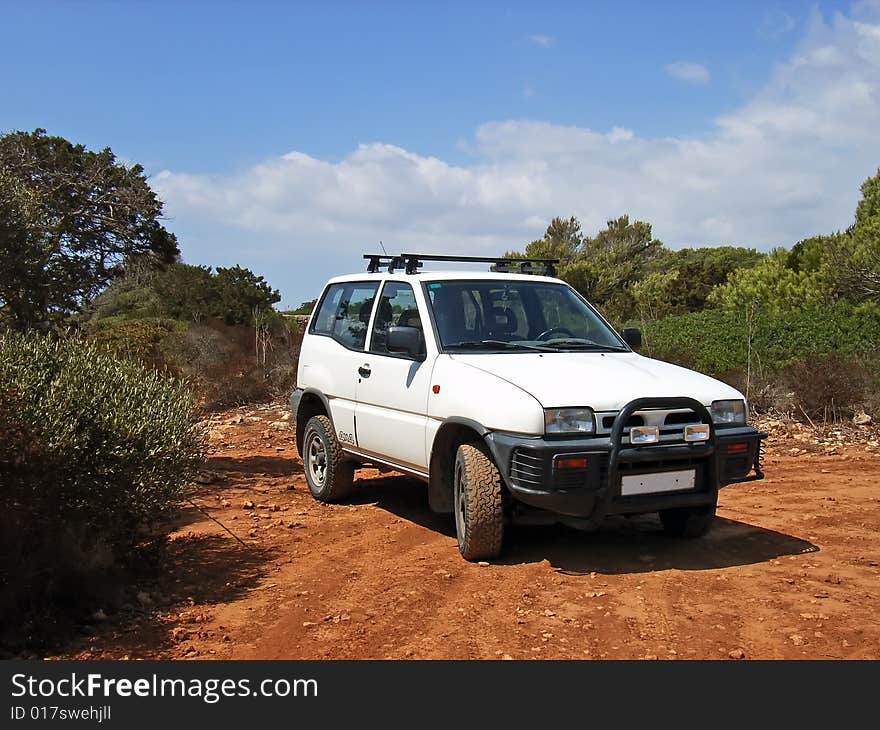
[
  {"xmin": 397, "ymin": 253, "xmax": 559, "ymax": 277},
  {"xmin": 363, "ymin": 253, "xmax": 560, "ymax": 276}
]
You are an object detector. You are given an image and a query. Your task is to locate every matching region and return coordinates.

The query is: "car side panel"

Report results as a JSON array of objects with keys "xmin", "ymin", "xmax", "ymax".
[
  {"xmin": 296, "ymin": 333, "xmax": 361, "ymax": 445},
  {"xmin": 354, "ymin": 355, "xmax": 435, "ymax": 470}
]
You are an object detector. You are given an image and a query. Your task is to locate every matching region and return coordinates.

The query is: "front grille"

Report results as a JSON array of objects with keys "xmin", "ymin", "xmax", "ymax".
[
  {"xmin": 510, "ymin": 449, "xmax": 544, "ymax": 488},
  {"xmin": 602, "ymin": 414, "xmax": 644, "ymax": 430},
  {"xmin": 511, "ymin": 449, "xmax": 608, "ymax": 491},
  {"xmin": 597, "ymin": 407, "xmax": 704, "ymax": 445},
  {"xmin": 664, "ymin": 411, "xmax": 698, "ymax": 425}
]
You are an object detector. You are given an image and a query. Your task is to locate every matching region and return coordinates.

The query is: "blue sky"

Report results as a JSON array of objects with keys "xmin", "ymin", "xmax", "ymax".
[{"xmin": 3, "ymin": 1, "xmax": 878, "ymax": 306}]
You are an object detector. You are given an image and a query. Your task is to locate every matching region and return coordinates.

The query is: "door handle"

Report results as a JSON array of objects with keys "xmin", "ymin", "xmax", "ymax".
[{"xmin": 358, "ymin": 364, "xmax": 371, "ymax": 378}]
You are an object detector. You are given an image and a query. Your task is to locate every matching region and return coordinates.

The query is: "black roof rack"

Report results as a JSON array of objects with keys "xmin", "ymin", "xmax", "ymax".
[
  {"xmin": 363, "ymin": 253, "xmax": 558, "ymax": 277},
  {"xmin": 489, "ymin": 260, "xmax": 558, "ymax": 276},
  {"xmin": 364, "ymin": 254, "xmax": 403, "ymax": 274}
]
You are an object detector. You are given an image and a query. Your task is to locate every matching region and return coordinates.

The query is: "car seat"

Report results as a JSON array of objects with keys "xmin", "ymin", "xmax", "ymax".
[
  {"xmin": 432, "ymin": 288, "xmax": 470, "ymax": 345},
  {"xmin": 485, "ymin": 306, "xmax": 518, "ymax": 340},
  {"xmin": 397, "ymin": 308, "xmax": 421, "ymax": 330}
]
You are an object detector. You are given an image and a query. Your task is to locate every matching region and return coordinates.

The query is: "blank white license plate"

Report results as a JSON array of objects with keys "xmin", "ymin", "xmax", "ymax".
[{"xmin": 620, "ymin": 469, "xmax": 696, "ymax": 496}]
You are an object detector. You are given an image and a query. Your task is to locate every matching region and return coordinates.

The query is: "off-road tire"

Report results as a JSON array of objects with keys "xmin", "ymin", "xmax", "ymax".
[
  {"xmin": 453, "ymin": 443, "xmax": 504, "ymax": 561},
  {"xmin": 302, "ymin": 415, "xmax": 354, "ymax": 502},
  {"xmin": 660, "ymin": 503, "xmax": 716, "ymax": 538}
]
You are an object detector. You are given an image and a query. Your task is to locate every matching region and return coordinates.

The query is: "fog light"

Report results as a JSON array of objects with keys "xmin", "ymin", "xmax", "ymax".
[
  {"xmin": 684, "ymin": 424, "xmax": 710, "ymax": 442},
  {"xmin": 630, "ymin": 426, "xmax": 660, "ymax": 445}
]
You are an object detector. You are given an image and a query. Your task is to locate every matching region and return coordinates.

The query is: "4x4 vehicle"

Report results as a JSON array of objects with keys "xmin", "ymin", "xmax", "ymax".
[{"xmin": 291, "ymin": 253, "xmax": 766, "ymax": 560}]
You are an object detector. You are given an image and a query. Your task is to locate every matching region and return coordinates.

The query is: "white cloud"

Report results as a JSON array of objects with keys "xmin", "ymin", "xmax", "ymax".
[
  {"xmin": 607, "ymin": 127, "xmax": 634, "ymax": 144},
  {"xmin": 154, "ymin": 6, "xmax": 880, "ymax": 301},
  {"xmin": 526, "ymin": 34, "xmax": 555, "ymax": 48},
  {"xmin": 664, "ymin": 61, "xmax": 711, "ymax": 84}
]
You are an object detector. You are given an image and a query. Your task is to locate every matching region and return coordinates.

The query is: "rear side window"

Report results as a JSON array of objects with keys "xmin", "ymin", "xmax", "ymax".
[{"xmin": 311, "ymin": 282, "xmax": 379, "ymax": 351}]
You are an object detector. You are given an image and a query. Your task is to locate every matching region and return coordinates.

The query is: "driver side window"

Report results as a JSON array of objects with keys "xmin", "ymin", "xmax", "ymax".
[{"xmin": 370, "ymin": 281, "xmax": 423, "ymax": 355}]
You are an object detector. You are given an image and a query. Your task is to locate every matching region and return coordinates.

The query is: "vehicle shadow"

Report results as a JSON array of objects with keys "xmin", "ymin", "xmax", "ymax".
[
  {"xmin": 502, "ymin": 516, "xmax": 819, "ymax": 574},
  {"xmin": 350, "ymin": 474, "xmax": 456, "ymax": 538},
  {"xmin": 360, "ymin": 474, "xmax": 819, "ymax": 574}
]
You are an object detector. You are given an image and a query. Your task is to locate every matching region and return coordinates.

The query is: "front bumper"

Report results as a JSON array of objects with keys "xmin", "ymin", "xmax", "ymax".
[{"xmin": 484, "ymin": 397, "xmax": 766, "ymax": 520}]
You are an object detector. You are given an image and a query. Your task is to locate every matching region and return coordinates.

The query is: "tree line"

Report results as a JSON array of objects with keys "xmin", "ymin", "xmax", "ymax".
[
  {"xmin": 0, "ymin": 129, "xmax": 279, "ymax": 331},
  {"xmin": 504, "ymin": 166, "xmax": 880, "ymax": 325},
  {"xmin": 2, "ymin": 127, "xmax": 878, "ymax": 335}
]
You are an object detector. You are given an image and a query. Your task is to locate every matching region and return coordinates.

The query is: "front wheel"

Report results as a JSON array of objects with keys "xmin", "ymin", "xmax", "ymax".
[
  {"xmin": 453, "ymin": 443, "xmax": 504, "ymax": 561},
  {"xmin": 302, "ymin": 415, "xmax": 354, "ymax": 502},
  {"xmin": 659, "ymin": 503, "xmax": 716, "ymax": 538}
]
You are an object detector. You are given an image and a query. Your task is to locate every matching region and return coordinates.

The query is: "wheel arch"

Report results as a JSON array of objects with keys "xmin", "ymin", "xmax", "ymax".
[
  {"xmin": 292, "ymin": 388, "xmax": 333, "ymax": 456},
  {"xmin": 428, "ymin": 417, "xmax": 492, "ymax": 513}
]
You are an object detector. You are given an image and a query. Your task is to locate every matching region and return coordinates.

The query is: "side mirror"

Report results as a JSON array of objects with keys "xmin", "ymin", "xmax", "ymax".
[
  {"xmin": 387, "ymin": 326, "xmax": 424, "ymax": 358},
  {"xmin": 620, "ymin": 326, "xmax": 642, "ymax": 352}
]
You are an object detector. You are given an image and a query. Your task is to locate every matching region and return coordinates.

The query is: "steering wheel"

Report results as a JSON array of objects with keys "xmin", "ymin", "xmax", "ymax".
[{"xmin": 536, "ymin": 326, "xmax": 575, "ymax": 341}]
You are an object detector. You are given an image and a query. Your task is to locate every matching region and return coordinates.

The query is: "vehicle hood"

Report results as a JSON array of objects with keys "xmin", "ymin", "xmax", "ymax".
[{"xmin": 449, "ymin": 351, "xmax": 744, "ymax": 411}]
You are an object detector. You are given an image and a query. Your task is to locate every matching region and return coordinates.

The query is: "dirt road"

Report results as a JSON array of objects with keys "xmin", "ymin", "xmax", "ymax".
[{"xmin": 62, "ymin": 404, "xmax": 880, "ymax": 660}]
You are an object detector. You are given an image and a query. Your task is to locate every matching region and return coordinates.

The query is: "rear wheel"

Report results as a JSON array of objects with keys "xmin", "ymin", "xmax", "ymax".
[
  {"xmin": 303, "ymin": 415, "xmax": 354, "ymax": 502},
  {"xmin": 660, "ymin": 503, "xmax": 716, "ymax": 538},
  {"xmin": 453, "ymin": 443, "xmax": 504, "ymax": 561}
]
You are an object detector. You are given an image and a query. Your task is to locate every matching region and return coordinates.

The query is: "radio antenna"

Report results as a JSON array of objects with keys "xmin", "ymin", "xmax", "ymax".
[{"xmin": 379, "ymin": 240, "xmax": 388, "ymax": 255}]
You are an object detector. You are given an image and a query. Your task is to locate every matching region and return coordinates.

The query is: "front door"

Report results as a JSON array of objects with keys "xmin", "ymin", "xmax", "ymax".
[{"xmin": 354, "ymin": 281, "xmax": 433, "ymax": 471}]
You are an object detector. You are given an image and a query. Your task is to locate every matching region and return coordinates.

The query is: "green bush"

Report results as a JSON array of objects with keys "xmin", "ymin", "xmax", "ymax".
[
  {"xmin": 85, "ymin": 262, "xmax": 281, "ymax": 326},
  {"xmin": 638, "ymin": 302, "xmax": 880, "ymax": 419},
  {"xmin": 642, "ymin": 302, "xmax": 880, "ymax": 377},
  {"xmin": 0, "ymin": 332, "xmax": 205, "ymax": 642},
  {"xmin": 85, "ymin": 316, "xmax": 186, "ymax": 373}
]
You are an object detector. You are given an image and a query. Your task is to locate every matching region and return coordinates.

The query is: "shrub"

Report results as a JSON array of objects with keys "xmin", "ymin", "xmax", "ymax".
[
  {"xmin": 158, "ymin": 317, "xmax": 300, "ymax": 409},
  {"xmin": 85, "ymin": 316, "xmax": 186, "ymax": 373},
  {"xmin": 0, "ymin": 332, "xmax": 204, "ymax": 644},
  {"xmin": 85, "ymin": 262, "xmax": 281, "ymax": 326},
  {"xmin": 166, "ymin": 324, "xmax": 269, "ymax": 408},
  {"xmin": 642, "ymin": 302, "xmax": 880, "ymax": 377},
  {"xmin": 82, "ymin": 314, "xmax": 301, "ymax": 411},
  {"xmin": 783, "ymin": 353, "xmax": 870, "ymax": 421},
  {"xmin": 639, "ymin": 302, "xmax": 880, "ymax": 419}
]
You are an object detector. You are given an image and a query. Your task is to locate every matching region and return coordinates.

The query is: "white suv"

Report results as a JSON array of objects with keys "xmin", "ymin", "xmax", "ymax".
[{"xmin": 291, "ymin": 254, "xmax": 766, "ymax": 561}]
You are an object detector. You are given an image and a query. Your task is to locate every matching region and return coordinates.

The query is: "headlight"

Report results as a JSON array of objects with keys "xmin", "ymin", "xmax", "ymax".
[
  {"xmin": 544, "ymin": 407, "xmax": 595, "ymax": 435},
  {"xmin": 711, "ymin": 399, "xmax": 746, "ymax": 425}
]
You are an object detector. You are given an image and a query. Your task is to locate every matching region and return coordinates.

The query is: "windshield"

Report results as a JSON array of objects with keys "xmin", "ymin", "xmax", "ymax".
[{"xmin": 424, "ymin": 280, "xmax": 627, "ymax": 353}]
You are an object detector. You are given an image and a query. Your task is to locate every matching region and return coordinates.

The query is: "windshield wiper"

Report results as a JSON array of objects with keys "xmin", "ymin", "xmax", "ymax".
[
  {"xmin": 542, "ymin": 339, "xmax": 628, "ymax": 352},
  {"xmin": 445, "ymin": 340, "xmax": 555, "ymax": 352}
]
